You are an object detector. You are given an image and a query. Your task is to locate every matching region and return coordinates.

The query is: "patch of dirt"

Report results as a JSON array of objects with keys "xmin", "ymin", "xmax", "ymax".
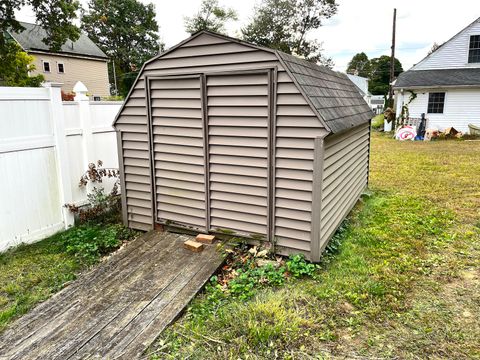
[{"xmin": 442, "ymin": 269, "xmax": 480, "ymax": 320}]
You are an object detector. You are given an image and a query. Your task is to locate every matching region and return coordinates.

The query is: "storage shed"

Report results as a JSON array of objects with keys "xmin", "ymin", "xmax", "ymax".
[{"xmin": 113, "ymin": 31, "xmax": 372, "ymax": 261}]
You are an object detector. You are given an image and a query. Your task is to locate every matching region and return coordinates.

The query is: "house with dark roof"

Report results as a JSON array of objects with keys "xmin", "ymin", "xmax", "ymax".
[
  {"xmin": 113, "ymin": 30, "xmax": 372, "ymax": 261},
  {"xmin": 393, "ymin": 17, "xmax": 480, "ymax": 133},
  {"xmin": 7, "ymin": 22, "xmax": 110, "ymax": 96}
]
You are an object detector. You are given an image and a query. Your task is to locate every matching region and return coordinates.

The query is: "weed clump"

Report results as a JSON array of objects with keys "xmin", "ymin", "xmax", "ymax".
[
  {"xmin": 61, "ymin": 224, "xmax": 137, "ymax": 265},
  {"xmin": 189, "ymin": 244, "xmax": 319, "ymax": 319}
]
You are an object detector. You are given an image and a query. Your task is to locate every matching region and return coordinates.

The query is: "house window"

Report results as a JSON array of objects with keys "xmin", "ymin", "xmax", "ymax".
[
  {"xmin": 57, "ymin": 63, "xmax": 65, "ymax": 73},
  {"xmin": 43, "ymin": 61, "xmax": 50, "ymax": 73},
  {"xmin": 468, "ymin": 35, "xmax": 480, "ymax": 63},
  {"xmin": 427, "ymin": 92, "xmax": 445, "ymax": 114}
]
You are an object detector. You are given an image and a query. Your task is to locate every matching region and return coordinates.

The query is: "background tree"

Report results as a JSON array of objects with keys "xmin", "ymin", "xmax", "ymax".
[
  {"xmin": 346, "ymin": 52, "xmax": 370, "ymax": 77},
  {"xmin": 0, "ymin": 0, "xmax": 80, "ymax": 51},
  {"xmin": 184, "ymin": 0, "xmax": 237, "ymax": 34},
  {"xmin": 368, "ymin": 55, "xmax": 403, "ymax": 95},
  {"xmin": 427, "ymin": 42, "xmax": 442, "ymax": 55},
  {"xmin": 81, "ymin": 0, "xmax": 163, "ymax": 96},
  {"xmin": 241, "ymin": 0, "xmax": 337, "ymax": 66}
]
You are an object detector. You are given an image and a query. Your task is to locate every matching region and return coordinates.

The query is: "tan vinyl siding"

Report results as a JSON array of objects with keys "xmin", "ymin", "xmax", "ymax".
[
  {"xmin": 207, "ymin": 72, "xmax": 269, "ymax": 237},
  {"xmin": 274, "ymin": 73, "xmax": 328, "ymax": 254},
  {"xmin": 319, "ymin": 123, "xmax": 370, "ymax": 249},
  {"xmin": 115, "ymin": 32, "xmax": 372, "ymax": 260},
  {"xmin": 116, "ymin": 34, "xmax": 281, "ymax": 231},
  {"xmin": 30, "ymin": 52, "xmax": 109, "ymax": 96},
  {"xmin": 150, "ymin": 76, "xmax": 206, "ymax": 230},
  {"xmin": 121, "ymin": 127, "xmax": 152, "ymax": 231}
]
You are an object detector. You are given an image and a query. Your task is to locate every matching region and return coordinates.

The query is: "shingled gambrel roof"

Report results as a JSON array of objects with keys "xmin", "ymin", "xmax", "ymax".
[
  {"xmin": 113, "ymin": 30, "xmax": 373, "ymax": 134},
  {"xmin": 393, "ymin": 68, "xmax": 480, "ymax": 89},
  {"xmin": 277, "ymin": 51, "xmax": 373, "ymax": 133}
]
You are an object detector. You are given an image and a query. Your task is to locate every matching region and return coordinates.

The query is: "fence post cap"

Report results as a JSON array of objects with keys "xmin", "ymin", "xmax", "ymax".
[
  {"xmin": 73, "ymin": 81, "xmax": 89, "ymax": 101},
  {"xmin": 73, "ymin": 81, "xmax": 88, "ymax": 93}
]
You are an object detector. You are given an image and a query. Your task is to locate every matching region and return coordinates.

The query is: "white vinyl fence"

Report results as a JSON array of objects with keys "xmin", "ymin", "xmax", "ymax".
[{"xmin": 0, "ymin": 82, "xmax": 123, "ymax": 252}]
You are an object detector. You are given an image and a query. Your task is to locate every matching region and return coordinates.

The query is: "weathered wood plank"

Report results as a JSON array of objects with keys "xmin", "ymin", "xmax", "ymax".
[
  {"xmin": 39, "ymin": 238, "xmax": 190, "ymax": 359},
  {"xmin": 2, "ymin": 232, "xmax": 180, "ymax": 359},
  {"xmin": 73, "ymin": 248, "xmax": 214, "ymax": 358},
  {"xmin": 1, "ymin": 232, "xmax": 175, "ymax": 358},
  {"xmin": 116, "ymin": 247, "xmax": 223, "ymax": 359},
  {"xmin": 100, "ymin": 247, "xmax": 222, "ymax": 358},
  {"xmin": 0, "ymin": 231, "xmax": 224, "ymax": 360},
  {"xmin": 0, "ymin": 231, "xmax": 159, "ymax": 344}
]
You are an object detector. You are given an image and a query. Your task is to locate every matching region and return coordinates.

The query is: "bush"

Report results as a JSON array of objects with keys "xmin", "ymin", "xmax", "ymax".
[
  {"xmin": 372, "ymin": 114, "xmax": 385, "ymax": 130},
  {"xmin": 205, "ymin": 251, "xmax": 317, "ymax": 303},
  {"xmin": 65, "ymin": 161, "xmax": 121, "ymax": 224},
  {"xmin": 101, "ymin": 95, "xmax": 124, "ymax": 101},
  {"xmin": 188, "ymin": 252, "xmax": 319, "ymax": 320},
  {"xmin": 0, "ymin": 42, "xmax": 44, "ymax": 87},
  {"xmin": 61, "ymin": 91, "xmax": 75, "ymax": 101},
  {"xmin": 285, "ymin": 254, "xmax": 318, "ymax": 277},
  {"xmin": 61, "ymin": 224, "xmax": 136, "ymax": 264}
]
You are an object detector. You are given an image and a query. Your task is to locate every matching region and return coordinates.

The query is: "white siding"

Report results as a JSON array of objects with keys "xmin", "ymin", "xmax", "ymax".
[
  {"xmin": 412, "ymin": 19, "xmax": 480, "ymax": 70},
  {"xmin": 397, "ymin": 88, "xmax": 480, "ymax": 132}
]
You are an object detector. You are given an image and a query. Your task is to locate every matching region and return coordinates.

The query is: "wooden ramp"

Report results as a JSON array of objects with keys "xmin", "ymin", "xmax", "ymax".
[{"xmin": 0, "ymin": 231, "xmax": 223, "ymax": 360}]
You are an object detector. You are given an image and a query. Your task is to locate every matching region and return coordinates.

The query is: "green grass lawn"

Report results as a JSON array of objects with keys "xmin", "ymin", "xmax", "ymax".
[
  {"xmin": 0, "ymin": 221, "xmax": 137, "ymax": 332},
  {"xmin": 0, "ymin": 233, "xmax": 81, "ymax": 331},
  {"xmin": 151, "ymin": 133, "xmax": 480, "ymax": 359}
]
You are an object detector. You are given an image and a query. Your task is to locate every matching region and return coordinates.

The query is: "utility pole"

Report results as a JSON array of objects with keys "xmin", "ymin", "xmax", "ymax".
[
  {"xmin": 389, "ymin": 8, "xmax": 397, "ymax": 128},
  {"xmin": 112, "ymin": 60, "xmax": 118, "ymax": 96}
]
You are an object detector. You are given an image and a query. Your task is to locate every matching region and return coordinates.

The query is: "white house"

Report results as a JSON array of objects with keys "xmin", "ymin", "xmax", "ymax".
[
  {"xmin": 370, "ymin": 95, "xmax": 385, "ymax": 115},
  {"xmin": 347, "ymin": 74, "xmax": 372, "ymax": 109},
  {"xmin": 393, "ymin": 17, "xmax": 480, "ymax": 133}
]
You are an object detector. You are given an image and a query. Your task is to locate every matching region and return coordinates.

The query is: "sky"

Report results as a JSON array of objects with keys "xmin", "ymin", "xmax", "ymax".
[{"xmin": 16, "ymin": 0, "xmax": 480, "ymax": 72}]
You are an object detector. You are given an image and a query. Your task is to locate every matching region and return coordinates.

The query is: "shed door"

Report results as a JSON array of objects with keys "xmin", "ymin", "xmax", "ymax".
[
  {"xmin": 206, "ymin": 72, "xmax": 271, "ymax": 237},
  {"xmin": 150, "ymin": 76, "xmax": 207, "ymax": 230}
]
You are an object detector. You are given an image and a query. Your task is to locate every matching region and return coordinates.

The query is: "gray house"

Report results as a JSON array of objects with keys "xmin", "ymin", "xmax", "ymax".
[{"xmin": 113, "ymin": 31, "xmax": 372, "ymax": 261}]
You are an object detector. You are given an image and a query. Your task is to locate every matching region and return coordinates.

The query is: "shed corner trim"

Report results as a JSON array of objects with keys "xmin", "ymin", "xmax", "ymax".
[{"xmin": 310, "ymin": 134, "xmax": 328, "ymax": 262}]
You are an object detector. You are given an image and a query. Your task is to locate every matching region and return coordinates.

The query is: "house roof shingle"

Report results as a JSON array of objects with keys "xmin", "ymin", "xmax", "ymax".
[
  {"xmin": 394, "ymin": 68, "xmax": 480, "ymax": 89},
  {"xmin": 8, "ymin": 21, "xmax": 107, "ymax": 59},
  {"xmin": 277, "ymin": 51, "xmax": 373, "ymax": 133}
]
